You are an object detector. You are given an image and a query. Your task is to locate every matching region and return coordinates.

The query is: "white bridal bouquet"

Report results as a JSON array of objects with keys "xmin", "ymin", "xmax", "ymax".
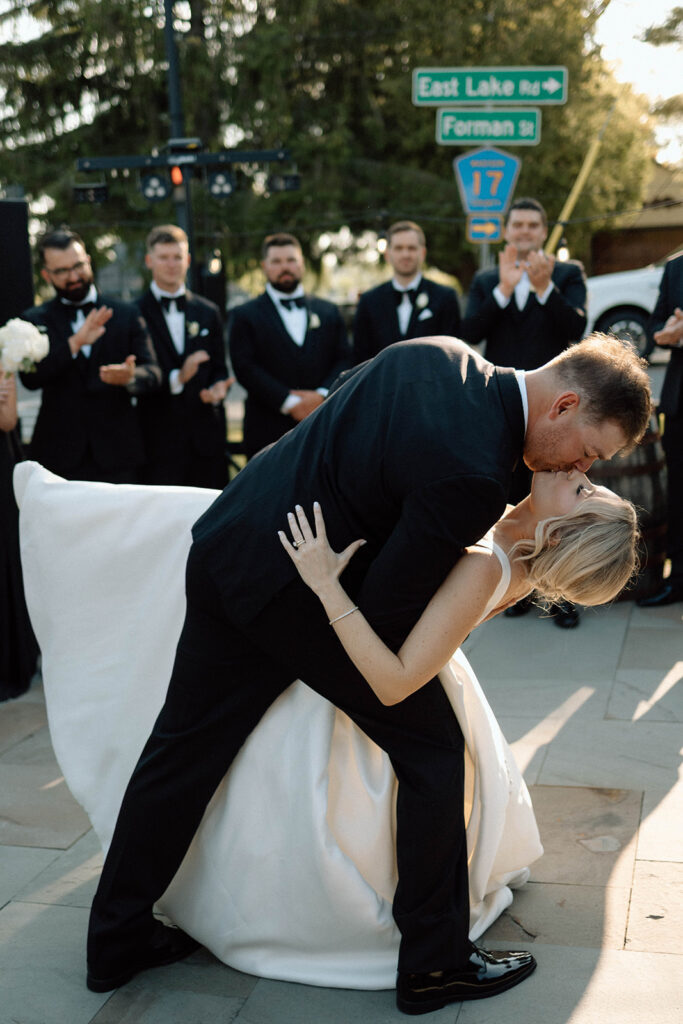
[{"xmin": 0, "ymin": 318, "xmax": 49, "ymax": 374}]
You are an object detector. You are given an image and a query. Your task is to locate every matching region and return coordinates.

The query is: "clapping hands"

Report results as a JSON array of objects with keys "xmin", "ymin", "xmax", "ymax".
[
  {"xmin": 654, "ymin": 307, "xmax": 683, "ymax": 348},
  {"xmin": 69, "ymin": 306, "xmax": 113, "ymax": 355},
  {"xmin": 499, "ymin": 244, "xmax": 554, "ymax": 297}
]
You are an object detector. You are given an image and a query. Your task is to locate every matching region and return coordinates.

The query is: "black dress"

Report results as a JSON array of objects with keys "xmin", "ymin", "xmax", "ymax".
[{"xmin": 0, "ymin": 426, "xmax": 38, "ymax": 700}]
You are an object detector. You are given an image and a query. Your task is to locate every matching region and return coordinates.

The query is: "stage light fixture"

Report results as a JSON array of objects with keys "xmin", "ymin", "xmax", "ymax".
[
  {"xmin": 208, "ymin": 171, "xmax": 236, "ymax": 198},
  {"xmin": 72, "ymin": 182, "xmax": 108, "ymax": 204},
  {"xmin": 140, "ymin": 173, "xmax": 172, "ymax": 201},
  {"xmin": 266, "ymin": 172, "xmax": 301, "ymax": 193}
]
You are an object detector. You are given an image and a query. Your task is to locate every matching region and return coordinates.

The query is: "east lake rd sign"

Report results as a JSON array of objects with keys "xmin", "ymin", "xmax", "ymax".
[
  {"xmin": 413, "ymin": 67, "xmax": 568, "ymax": 105},
  {"xmin": 436, "ymin": 108, "xmax": 541, "ymax": 146}
]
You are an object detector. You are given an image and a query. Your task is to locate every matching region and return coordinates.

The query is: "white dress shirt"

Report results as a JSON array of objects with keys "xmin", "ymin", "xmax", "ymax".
[
  {"xmin": 393, "ymin": 274, "xmax": 423, "ymax": 336},
  {"xmin": 266, "ymin": 283, "xmax": 320, "ymax": 415},
  {"xmin": 493, "ymin": 271, "xmax": 553, "ymax": 311},
  {"xmin": 63, "ymin": 285, "xmax": 98, "ymax": 358},
  {"xmin": 150, "ymin": 281, "xmax": 187, "ymax": 394}
]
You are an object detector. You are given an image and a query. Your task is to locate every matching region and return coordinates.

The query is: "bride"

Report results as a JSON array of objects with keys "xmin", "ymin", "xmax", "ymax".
[{"xmin": 15, "ymin": 461, "xmax": 638, "ymax": 1001}]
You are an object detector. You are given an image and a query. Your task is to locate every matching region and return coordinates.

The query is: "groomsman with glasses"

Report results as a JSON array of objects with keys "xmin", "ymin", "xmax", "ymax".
[{"xmin": 20, "ymin": 228, "xmax": 161, "ymax": 483}]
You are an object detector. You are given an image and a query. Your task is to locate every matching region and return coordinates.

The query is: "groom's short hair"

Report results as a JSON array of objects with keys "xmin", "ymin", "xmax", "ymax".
[{"xmin": 553, "ymin": 333, "xmax": 651, "ymax": 450}]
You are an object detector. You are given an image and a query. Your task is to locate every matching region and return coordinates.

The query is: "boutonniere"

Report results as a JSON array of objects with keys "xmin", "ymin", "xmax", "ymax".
[
  {"xmin": 308, "ymin": 312, "xmax": 321, "ymax": 330},
  {"xmin": 187, "ymin": 321, "xmax": 200, "ymax": 338},
  {"xmin": 415, "ymin": 292, "xmax": 429, "ymax": 310}
]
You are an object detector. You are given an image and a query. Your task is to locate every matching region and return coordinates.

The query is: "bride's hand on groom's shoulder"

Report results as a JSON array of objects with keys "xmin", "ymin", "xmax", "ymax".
[{"xmin": 278, "ymin": 502, "xmax": 366, "ymax": 595}]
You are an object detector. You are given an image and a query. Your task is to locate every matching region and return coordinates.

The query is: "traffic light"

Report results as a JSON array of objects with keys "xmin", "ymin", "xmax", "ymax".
[{"xmin": 170, "ymin": 165, "xmax": 184, "ymax": 187}]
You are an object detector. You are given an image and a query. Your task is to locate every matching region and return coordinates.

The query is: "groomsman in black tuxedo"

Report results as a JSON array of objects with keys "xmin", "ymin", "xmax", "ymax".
[
  {"xmin": 21, "ymin": 228, "xmax": 161, "ymax": 483},
  {"xmin": 637, "ymin": 251, "xmax": 683, "ymax": 607},
  {"xmin": 137, "ymin": 225, "xmax": 233, "ymax": 489},
  {"xmin": 461, "ymin": 198, "xmax": 587, "ymax": 628},
  {"xmin": 352, "ymin": 221, "xmax": 461, "ymax": 364},
  {"xmin": 229, "ymin": 232, "xmax": 351, "ymax": 458}
]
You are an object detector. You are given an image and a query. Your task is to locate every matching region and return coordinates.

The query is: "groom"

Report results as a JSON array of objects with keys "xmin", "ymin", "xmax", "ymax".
[{"xmin": 87, "ymin": 333, "xmax": 650, "ymax": 1014}]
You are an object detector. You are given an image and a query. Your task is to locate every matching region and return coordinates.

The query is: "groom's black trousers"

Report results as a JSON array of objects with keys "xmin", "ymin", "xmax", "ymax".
[{"xmin": 88, "ymin": 546, "xmax": 471, "ymax": 975}]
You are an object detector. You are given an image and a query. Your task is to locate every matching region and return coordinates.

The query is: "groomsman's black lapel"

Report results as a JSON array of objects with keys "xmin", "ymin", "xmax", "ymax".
[
  {"xmin": 381, "ymin": 283, "xmax": 403, "ymax": 344},
  {"xmin": 142, "ymin": 291, "xmax": 182, "ymax": 369}
]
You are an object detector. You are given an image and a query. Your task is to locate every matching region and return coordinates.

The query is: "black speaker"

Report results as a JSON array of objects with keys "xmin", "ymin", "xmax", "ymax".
[{"xmin": 0, "ymin": 199, "xmax": 34, "ymax": 325}]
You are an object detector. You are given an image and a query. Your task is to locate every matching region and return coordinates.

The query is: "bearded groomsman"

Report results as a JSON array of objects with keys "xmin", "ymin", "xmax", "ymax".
[
  {"xmin": 352, "ymin": 221, "xmax": 462, "ymax": 364},
  {"xmin": 21, "ymin": 228, "xmax": 161, "ymax": 483},
  {"xmin": 137, "ymin": 225, "xmax": 233, "ymax": 489},
  {"xmin": 229, "ymin": 232, "xmax": 351, "ymax": 459}
]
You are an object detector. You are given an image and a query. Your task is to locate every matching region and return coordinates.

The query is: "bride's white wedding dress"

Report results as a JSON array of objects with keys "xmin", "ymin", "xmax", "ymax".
[{"xmin": 14, "ymin": 461, "xmax": 542, "ymax": 990}]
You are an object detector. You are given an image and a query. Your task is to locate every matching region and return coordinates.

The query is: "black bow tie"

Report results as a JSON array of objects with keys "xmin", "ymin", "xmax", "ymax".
[
  {"xmin": 62, "ymin": 300, "xmax": 96, "ymax": 316},
  {"xmin": 159, "ymin": 294, "xmax": 186, "ymax": 312},
  {"xmin": 394, "ymin": 288, "xmax": 417, "ymax": 306},
  {"xmin": 279, "ymin": 296, "xmax": 306, "ymax": 310}
]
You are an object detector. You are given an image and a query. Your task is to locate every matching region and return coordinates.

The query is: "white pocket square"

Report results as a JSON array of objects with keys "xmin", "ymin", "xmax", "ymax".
[{"xmin": 418, "ymin": 309, "xmax": 433, "ymax": 321}]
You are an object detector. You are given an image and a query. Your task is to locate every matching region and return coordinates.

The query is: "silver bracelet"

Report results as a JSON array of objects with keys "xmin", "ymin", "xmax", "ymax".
[{"xmin": 329, "ymin": 605, "xmax": 359, "ymax": 626}]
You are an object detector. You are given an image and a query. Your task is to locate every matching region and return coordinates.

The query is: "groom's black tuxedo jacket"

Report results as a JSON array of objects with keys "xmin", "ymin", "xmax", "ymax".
[
  {"xmin": 352, "ymin": 278, "xmax": 462, "ymax": 364},
  {"xmin": 136, "ymin": 289, "xmax": 228, "ymax": 473},
  {"xmin": 193, "ymin": 338, "xmax": 524, "ymax": 649},
  {"xmin": 229, "ymin": 291, "xmax": 351, "ymax": 457},
  {"xmin": 461, "ymin": 261, "xmax": 586, "ymax": 371},
  {"xmin": 650, "ymin": 253, "xmax": 683, "ymax": 418},
  {"xmin": 20, "ymin": 295, "xmax": 160, "ymax": 477}
]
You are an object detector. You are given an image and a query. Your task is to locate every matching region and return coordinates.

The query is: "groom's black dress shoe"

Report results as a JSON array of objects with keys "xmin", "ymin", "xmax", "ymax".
[
  {"xmin": 86, "ymin": 922, "xmax": 200, "ymax": 992},
  {"xmin": 636, "ymin": 582, "xmax": 683, "ymax": 607},
  {"xmin": 396, "ymin": 946, "xmax": 536, "ymax": 1015}
]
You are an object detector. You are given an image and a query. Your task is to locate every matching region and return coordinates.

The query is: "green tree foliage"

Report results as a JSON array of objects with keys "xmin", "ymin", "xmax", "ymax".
[
  {"xmin": 0, "ymin": 0, "xmax": 655, "ymax": 280},
  {"xmin": 640, "ymin": 6, "xmax": 683, "ymax": 125},
  {"xmin": 640, "ymin": 5, "xmax": 682, "ymax": 46}
]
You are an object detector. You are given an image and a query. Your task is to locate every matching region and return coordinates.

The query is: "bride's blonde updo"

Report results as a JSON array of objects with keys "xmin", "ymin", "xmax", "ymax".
[{"xmin": 510, "ymin": 493, "xmax": 640, "ymax": 607}]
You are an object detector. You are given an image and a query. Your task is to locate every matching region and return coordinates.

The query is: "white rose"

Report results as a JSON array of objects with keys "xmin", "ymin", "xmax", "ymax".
[
  {"xmin": 0, "ymin": 334, "xmax": 28, "ymax": 372},
  {"xmin": 28, "ymin": 329, "xmax": 49, "ymax": 361}
]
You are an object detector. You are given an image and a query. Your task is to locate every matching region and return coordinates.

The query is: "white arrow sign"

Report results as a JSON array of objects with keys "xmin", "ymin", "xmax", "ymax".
[{"xmin": 542, "ymin": 76, "xmax": 563, "ymax": 94}]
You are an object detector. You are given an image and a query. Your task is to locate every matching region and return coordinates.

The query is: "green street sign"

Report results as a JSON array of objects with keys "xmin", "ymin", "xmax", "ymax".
[
  {"xmin": 437, "ymin": 108, "xmax": 541, "ymax": 146},
  {"xmin": 413, "ymin": 67, "xmax": 568, "ymax": 105}
]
